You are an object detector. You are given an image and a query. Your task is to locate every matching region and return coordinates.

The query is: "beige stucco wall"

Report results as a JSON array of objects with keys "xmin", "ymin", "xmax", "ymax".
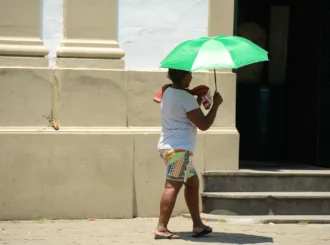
[
  {"xmin": 0, "ymin": 68, "xmax": 238, "ymax": 220},
  {"xmin": 0, "ymin": 0, "xmax": 238, "ymax": 220}
]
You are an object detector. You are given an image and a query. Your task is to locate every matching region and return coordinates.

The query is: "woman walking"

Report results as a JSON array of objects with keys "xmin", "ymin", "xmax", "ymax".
[{"xmin": 154, "ymin": 68, "xmax": 223, "ymax": 239}]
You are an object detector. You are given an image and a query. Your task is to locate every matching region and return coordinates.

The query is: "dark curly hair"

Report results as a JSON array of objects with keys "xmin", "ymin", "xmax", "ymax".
[{"xmin": 167, "ymin": 68, "xmax": 191, "ymax": 84}]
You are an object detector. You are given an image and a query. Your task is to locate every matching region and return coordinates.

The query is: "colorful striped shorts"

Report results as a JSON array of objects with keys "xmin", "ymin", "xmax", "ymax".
[{"xmin": 158, "ymin": 149, "xmax": 197, "ymax": 183}]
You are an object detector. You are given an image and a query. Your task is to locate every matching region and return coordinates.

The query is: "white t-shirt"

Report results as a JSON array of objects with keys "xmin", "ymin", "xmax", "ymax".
[{"xmin": 158, "ymin": 87, "xmax": 200, "ymax": 152}]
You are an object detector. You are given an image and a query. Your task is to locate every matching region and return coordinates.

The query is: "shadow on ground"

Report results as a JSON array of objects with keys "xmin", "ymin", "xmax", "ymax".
[{"xmin": 176, "ymin": 231, "xmax": 274, "ymax": 244}]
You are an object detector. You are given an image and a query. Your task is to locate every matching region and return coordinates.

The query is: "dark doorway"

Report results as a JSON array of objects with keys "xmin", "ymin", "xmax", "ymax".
[
  {"xmin": 235, "ymin": 0, "xmax": 320, "ymax": 168},
  {"xmin": 317, "ymin": 0, "xmax": 330, "ymax": 167}
]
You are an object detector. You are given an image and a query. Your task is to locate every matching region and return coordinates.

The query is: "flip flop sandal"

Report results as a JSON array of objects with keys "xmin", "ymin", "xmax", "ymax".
[
  {"xmin": 154, "ymin": 234, "xmax": 180, "ymax": 240},
  {"xmin": 192, "ymin": 226, "xmax": 213, "ymax": 238}
]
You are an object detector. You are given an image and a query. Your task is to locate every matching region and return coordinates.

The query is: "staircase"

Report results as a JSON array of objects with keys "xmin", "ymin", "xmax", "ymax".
[{"xmin": 202, "ymin": 168, "xmax": 330, "ymax": 215}]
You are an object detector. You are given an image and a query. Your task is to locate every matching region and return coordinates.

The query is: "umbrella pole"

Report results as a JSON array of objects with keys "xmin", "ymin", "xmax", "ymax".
[{"xmin": 213, "ymin": 69, "xmax": 218, "ymax": 92}]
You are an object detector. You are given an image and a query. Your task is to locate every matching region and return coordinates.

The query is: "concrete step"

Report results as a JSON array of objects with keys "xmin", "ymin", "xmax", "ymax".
[
  {"xmin": 203, "ymin": 169, "xmax": 330, "ymax": 192},
  {"xmin": 182, "ymin": 213, "xmax": 330, "ymax": 224},
  {"xmin": 202, "ymin": 192, "xmax": 330, "ymax": 215}
]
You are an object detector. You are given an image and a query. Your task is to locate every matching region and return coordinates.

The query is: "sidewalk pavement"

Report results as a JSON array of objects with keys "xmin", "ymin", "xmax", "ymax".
[{"xmin": 1, "ymin": 217, "xmax": 329, "ymax": 245}]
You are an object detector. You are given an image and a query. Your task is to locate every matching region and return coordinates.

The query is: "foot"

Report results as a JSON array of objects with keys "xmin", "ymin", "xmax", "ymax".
[
  {"xmin": 154, "ymin": 228, "xmax": 180, "ymax": 239},
  {"xmin": 192, "ymin": 224, "xmax": 213, "ymax": 238}
]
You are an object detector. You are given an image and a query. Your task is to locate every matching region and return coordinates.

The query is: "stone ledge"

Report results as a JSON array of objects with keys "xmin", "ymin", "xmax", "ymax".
[
  {"xmin": 0, "ymin": 127, "xmax": 238, "ymax": 134},
  {"xmin": 203, "ymin": 168, "xmax": 330, "ymax": 176},
  {"xmin": 202, "ymin": 192, "xmax": 330, "ymax": 199},
  {"xmin": 182, "ymin": 213, "xmax": 330, "ymax": 224},
  {"xmin": 202, "ymin": 192, "xmax": 330, "ymax": 215}
]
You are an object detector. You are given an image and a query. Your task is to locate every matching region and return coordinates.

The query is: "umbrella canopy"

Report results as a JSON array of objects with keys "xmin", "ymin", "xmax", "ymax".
[{"xmin": 160, "ymin": 35, "xmax": 269, "ymax": 72}]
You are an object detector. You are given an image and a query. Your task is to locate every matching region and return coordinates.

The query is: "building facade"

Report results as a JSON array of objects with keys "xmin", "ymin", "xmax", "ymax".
[{"xmin": 0, "ymin": 0, "xmax": 238, "ymax": 219}]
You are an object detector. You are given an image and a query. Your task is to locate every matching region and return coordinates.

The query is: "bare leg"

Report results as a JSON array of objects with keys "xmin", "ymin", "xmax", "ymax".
[
  {"xmin": 155, "ymin": 180, "xmax": 183, "ymax": 238},
  {"xmin": 184, "ymin": 175, "xmax": 210, "ymax": 234}
]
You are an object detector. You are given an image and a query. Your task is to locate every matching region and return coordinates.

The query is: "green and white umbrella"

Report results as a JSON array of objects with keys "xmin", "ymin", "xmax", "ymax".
[{"xmin": 160, "ymin": 35, "xmax": 269, "ymax": 90}]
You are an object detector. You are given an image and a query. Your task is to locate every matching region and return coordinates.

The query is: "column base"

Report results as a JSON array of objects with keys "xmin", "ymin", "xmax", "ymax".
[
  {"xmin": 56, "ymin": 58, "xmax": 124, "ymax": 69},
  {"xmin": 0, "ymin": 37, "xmax": 49, "ymax": 57},
  {"xmin": 57, "ymin": 39, "xmax": 125, "ymax": 59},
  {"xmin": 0, "ymin": 56, "xmax": 48, "ymax": 67}
]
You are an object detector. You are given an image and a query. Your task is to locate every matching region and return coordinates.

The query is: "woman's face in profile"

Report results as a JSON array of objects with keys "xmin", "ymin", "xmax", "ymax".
[{"xmin": 182, "ymin": 73, "xmax": 192, "ymax": 88}]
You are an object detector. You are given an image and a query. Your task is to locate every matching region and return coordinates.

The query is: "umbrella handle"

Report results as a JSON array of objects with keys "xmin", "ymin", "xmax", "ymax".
[{"xmin": 214, "ymin": 69, "xmax": 218, "ymax": 92}]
